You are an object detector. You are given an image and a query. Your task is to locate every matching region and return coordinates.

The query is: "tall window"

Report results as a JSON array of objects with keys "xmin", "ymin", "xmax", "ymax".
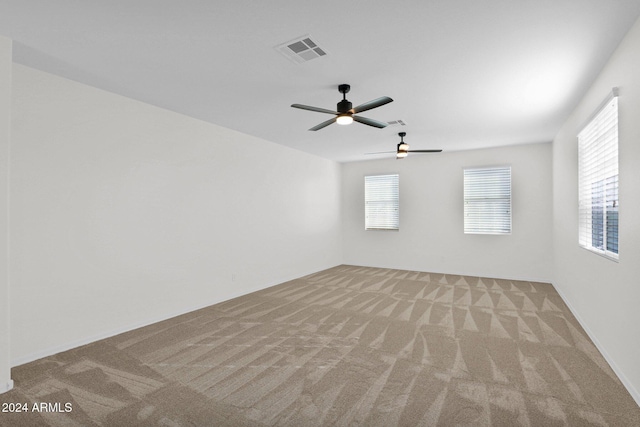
[
  {"xmin": 365, "ymin": 174, "xmax": 399, "ymax": 230},
  {"xmin": 578, "ymin": 90, "xmax": 618, "ymax": 260},
  {"xmin": 464, "ymin": 166, "xmax": 512, "ymax": 234}
]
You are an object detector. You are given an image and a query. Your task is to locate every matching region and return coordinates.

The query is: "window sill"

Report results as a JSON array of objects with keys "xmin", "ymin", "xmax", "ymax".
[{"xmin": 579, "ymin": 245, "xmax": 619, "ymax": 262}]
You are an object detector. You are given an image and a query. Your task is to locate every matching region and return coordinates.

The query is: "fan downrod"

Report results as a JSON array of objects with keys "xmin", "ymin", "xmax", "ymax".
[{"xmin": 337, "ymin": 84, "xmax": 352, "ymax": 113}]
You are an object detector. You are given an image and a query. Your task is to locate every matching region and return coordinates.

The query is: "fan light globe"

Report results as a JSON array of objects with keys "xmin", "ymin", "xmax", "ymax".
[
  {"xmin": 396, "ymin": 151, "xmax": 408, "ymax": 158},
  {"xmin": 336, "ymin": 114, "xmax": 353, "ymax": 125}
]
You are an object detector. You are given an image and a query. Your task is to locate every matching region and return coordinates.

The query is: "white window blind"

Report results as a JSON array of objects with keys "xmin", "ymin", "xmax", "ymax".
[
  {"xmin": 365, "ymin": 174, "xmax": 399, "ymax": 230},
  {"xmin": 464, "ymin": 167, "xmax": 511, "ymax": 234},
  {"xmin": 578, "ymin": 91, "xmax": 618, "ymax": 259}
]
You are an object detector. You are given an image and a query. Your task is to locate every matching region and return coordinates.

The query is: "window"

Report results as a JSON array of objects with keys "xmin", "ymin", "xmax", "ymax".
[
  {"xmin": 365, "ymin": 174, "xmax": 399, "ymax": 230},
  {"xmin": 464, "ymin": 166, "xmax": 511, "ymax": 234},
  {"xmin": 578, "ymin": 90, "xmax": 618, "ymax": 260}
]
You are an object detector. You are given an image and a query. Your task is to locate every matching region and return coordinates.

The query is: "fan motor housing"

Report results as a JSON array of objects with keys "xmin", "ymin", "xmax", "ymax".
[{"xmin": 337, "ymin": 99, "xmax": 353, "ymax": 113}]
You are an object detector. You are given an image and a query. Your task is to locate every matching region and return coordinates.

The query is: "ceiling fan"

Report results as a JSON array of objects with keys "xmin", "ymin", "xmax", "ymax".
[
  {"xmin": 291, "ymin": 84, "xmax": 393, "ymax": 131},
  {"xmin": 366, "ymin": 132, "xmax": 442, "ymax": 159}
]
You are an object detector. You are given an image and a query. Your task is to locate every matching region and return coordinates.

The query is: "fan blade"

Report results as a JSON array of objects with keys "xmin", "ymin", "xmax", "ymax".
[
  {"xmin": 364, "ymin": 151, "xmax": 395, "ymax": 155},
  {"xmin": 291, "ymin": 104, "xmax": 338, "ymax": 115},
  {"xmin": 353, "ymin": 115, "xmax": 388, "ymax": 128},
  {"xmin": 352, "ymin": 96, "xmax": 393, "ymax": 114},
  {"xmin": 408, "ymin": 149, "xmax": 443, "ymax": 153},
  {"xmin": 309, "ymin": 117, "xmax": 337, "ymax": 131}
]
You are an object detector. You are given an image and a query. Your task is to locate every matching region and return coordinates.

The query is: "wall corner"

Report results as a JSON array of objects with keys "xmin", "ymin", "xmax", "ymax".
[{"xmin": 0, "ymin": 34, "xmax": 13, "ymax": 394}]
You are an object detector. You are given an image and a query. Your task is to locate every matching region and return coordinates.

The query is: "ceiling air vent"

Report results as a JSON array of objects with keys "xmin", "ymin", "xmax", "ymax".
[
  {"xmin": 276, "ymin": 35, "xmax": 327, "ymax": 64},
  {"xmin": 387, "ymin": 119, "xmax": 407, "ymax": 126}
]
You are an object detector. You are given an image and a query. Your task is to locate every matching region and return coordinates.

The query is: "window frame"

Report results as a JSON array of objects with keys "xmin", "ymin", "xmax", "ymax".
[
  {"xmin": 463, "ymin": 166, "xmax": 512, "ymax": 235},
  {"xmin": 578, "ymin": 89, "xmax": 619, "ymax": 261},
  {"xmin": 364, "ymin": 174, "xmax": 400, "ymax": 231}
]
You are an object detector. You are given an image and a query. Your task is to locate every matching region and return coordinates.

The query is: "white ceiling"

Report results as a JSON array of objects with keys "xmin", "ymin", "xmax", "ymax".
[{"xmin": 1, "ymin": 1, "xmax": 639, "ymax": 162}]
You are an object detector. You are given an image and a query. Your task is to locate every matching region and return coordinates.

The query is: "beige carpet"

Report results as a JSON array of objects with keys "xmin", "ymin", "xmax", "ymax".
[{"xmin": 1, "ymin": 265, "xmax": 639, "ymax": 426}]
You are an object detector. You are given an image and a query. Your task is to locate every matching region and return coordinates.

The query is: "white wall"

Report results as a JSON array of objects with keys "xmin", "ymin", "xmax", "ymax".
[
  {"xmin": 7, "ymin": 17, "xmax": 640, "ymax": 406},
  {"xmin": 342, "ymin": 142, "xmax": 552, "ymax": 282},
  {"xmin": 0, "ymin": 35, "xmax": 13, "ymax": 393},
  {"xmin": 9, "ymin": 64, "xmax": 342, "ymax": 364},
  {"xmin": 552, "ymin": 17, "xmax": 640, "ymax": 404}
]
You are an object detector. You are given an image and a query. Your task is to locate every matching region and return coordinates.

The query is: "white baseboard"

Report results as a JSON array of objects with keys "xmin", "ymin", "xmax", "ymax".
[
  {"xmin": 0, "ymin": 379, "xmax": 13, "ymax": 394},
  {"xmin": 9, "ymin": 264, "xmax": 637, "ymax": 407},
  {"xmin": 12, "ymin": 286, "xmax": 266, "ymax": 367},
  {"xmin": 553, "ymin": 285, "xmax": 640, "ymax": 407},
  {"xmin": 11, "ymin": 265, "xmax": 340, "ymax": 368},
  {"xmin": 343, "ymin": 263, "xmax": 552, "ymax": 284}
]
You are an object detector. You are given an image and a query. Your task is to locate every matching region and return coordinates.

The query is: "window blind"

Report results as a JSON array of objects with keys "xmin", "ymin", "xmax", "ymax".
[
  {"xmin": 578, "ymin": 92, "xmax": 618, "ymax": 259},
  {"xmin": 464, "ymin": 167, "xmax": 511, "ymax": 234},
  {"xmin": 365, "ymin": 174, "xmax": 399, "ymax": 230}
]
